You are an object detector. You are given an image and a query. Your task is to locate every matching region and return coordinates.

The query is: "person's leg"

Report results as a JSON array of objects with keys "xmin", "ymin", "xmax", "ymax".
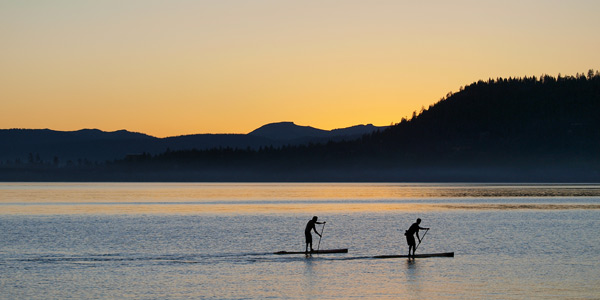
[
  {"xmin": 305, "ymin": 233, "xmax": 311, "ymax": 252},
  {"xmin": 407, "ymin": 235, "xmax": 415, "ymax": 257}
]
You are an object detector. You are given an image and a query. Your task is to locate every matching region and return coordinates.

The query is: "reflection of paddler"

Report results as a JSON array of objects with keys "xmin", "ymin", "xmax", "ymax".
[
  {"xmin": 405, "ymin": 218, "xmax": 429, "ymax": 257},
  {"xmin": 305, "ymin": 216, "xmax": 325, "ymax": 253}
]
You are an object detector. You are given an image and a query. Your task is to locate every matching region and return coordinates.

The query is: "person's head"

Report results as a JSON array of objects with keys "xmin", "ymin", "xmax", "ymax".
[
  {"xmin": 312, "ymin": 216, "xmax": 318, "ymax": 221},
  {"xmin": 416, "ymin": 218, "xmax": 421, "ymax": 224}
]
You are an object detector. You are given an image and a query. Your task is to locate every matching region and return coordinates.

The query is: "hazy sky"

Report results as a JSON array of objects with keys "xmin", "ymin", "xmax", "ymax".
[{"xmin": 2, "ymin": 1, "xmax": 599, "ymax": 137}]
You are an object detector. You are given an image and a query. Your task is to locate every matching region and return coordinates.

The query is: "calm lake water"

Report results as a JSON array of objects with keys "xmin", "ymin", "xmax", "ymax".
[{"xmin": 1, "ymin": 183, "xmax": 599, "ymax": 299}]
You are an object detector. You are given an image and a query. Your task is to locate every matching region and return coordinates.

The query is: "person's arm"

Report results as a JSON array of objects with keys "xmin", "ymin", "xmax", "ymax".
[
  {"xmin": 314, "ymin": 221, "xmax": 325, "ymax": 236},
  {"xmin": 418, "ymin": 226, "xmax": 429, "ymax": 242},
  {"xmin": 312, "ymin": 226, "xmax": 321, "ymax": 237}
]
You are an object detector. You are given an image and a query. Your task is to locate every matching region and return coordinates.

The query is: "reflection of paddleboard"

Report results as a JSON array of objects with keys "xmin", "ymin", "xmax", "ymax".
[
  {"xmin": 373, "ymin": 252, "xmax": 454, "ymax": 259},
  {"xmin": 274, "ymin": 248, "xmax": 349, "ymax": 255}
]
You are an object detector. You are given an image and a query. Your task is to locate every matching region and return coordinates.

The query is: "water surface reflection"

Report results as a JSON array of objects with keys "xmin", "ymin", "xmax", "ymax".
[{"xmin": 1, "ymin": 183, "xmax": 599, "ymax": 215}]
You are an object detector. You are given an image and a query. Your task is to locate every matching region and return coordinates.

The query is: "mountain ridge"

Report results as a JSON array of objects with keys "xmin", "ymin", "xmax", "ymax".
[
  {"xmin": 0, "ymin": 122, "xmax": 387, "ymax": 163},
  {"xmin": 2, "ymin": 71, "xmax": 599, "ymax": 182},
  {"xmin": 248, "ymin": 121, "xmax": 385, "ymax": 141},
  {"xmin": 103, "ymin": 72, "xmax": 600, "ymax": 182}
]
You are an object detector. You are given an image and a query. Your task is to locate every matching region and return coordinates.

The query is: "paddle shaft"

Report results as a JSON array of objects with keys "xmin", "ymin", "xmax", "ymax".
[
  {"xmin": 414, "ymin": 228, "xmax": 429, "ymax": 252},
  {"xmin": 317, "ymin": 223, "xmax": 326, "ymax": 251}
]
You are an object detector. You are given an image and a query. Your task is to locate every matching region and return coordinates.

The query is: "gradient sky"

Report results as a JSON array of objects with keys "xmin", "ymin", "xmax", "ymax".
[{"xmin": 1, "ymin": 1, "xmax": 599, "ymax": 137}]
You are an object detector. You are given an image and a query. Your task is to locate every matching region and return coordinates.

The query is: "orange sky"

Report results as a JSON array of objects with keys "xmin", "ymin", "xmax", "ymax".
[{"xmin": 1, "ymin": 1, "xmax": 599, "ymax": 137}]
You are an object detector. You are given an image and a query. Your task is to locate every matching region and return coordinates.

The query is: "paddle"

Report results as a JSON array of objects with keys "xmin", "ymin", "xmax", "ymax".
[
  {"xmin": 317, "ymin": 222, "xmax": 326, "ymax": 252},
  {"xmin": 414, "ymin": 228, "xmax": 429, "ymax": 253}
]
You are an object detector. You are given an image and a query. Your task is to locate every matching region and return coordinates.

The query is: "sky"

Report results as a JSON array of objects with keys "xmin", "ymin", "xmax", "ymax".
[{"xmin": 1, "ymin": 0, "xmax": 599, "ymax": 138}]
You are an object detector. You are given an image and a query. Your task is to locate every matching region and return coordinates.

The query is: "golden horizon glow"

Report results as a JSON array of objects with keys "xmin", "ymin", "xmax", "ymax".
[
  {"xmin": 1, "ymin": 1, "xmax": 599, "ymax": 137},
  {"xmin": 3, "ymin": 182, "xmax": 600, "ymax": 215}
]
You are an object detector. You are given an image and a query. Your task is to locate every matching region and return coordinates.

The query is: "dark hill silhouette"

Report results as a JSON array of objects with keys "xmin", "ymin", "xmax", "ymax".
[
  {"xmin": 99, "ymin": 71, "xmax": 600, "ymax": 182},
  {"xmin": 0, "ymin": 129, "xmax": 156, "ymax": 163},
  {"xmin": 0, "ymin": 123, "xmax": 386, "ymax": 164},
  {"xmin": 248, "ymin": 121, "xmax": 386, "ymax": 142},
  {"xmin": 2, "ymin": 71, "xmax": 599, "ymax": 182},
  {"xmin": 370, "ymin": 73, "xmax": 600, "ymax": 165},
  {"xmin": 330, "ymin": 124, "xmax": 385, "ymax": 136},
  {"xmin": 248, "ymin": 122, "xmax": 329, "ymax": 140}
]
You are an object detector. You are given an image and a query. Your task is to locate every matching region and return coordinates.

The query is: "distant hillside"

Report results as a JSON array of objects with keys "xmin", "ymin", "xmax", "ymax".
[
  {"xmin": 248, "ymin": 122, "xmax": 386, "ymax": 141},
  {"xmin": 0, "ymin": 123, "xmax": 385, "ymax": 164},
  {"xmin": 369, "ymin": 73, "xmax": 600, "ymax": 166},
  {"xmin": 102, "ymin": 71, "xmax": 600, "ymax": 182},
  {"xmin": 2, "ymin": 71, "xmax": 599, "ymax": 182},
  {"xmin": 0, "ymin": 129, "xmax": 157, "ymax": 163},
  {"xmin": 248, "ymin": 122, "xmax": 329, "ymax": 140}
]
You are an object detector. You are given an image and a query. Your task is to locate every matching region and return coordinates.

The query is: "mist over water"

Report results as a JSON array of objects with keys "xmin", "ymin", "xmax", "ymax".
[{"xmin": 1, "ymin": 183, "xmax": 599, "ymax": 299}]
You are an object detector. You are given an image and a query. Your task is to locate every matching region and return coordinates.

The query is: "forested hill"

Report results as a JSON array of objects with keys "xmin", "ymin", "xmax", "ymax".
[
  {"xmin": 4, "ymin": 72, "xmax": 600, "ymax": 182},
  {"xmin": 151, "ymin": 72, "xmax": 599, "ymax": 181},
  {"xmin": 366, "ymin": 72, "xmax": 600, "ymax": 165}
]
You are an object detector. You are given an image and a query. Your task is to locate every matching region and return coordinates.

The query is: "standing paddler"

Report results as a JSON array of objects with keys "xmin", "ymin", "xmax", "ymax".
[
  {"xmin": 305, "ymin": 216, "xmax": 325, "ymax": 253},
  {"xmin": 405, "ymin": 218, "xmax": 429, "ymax": 258}
]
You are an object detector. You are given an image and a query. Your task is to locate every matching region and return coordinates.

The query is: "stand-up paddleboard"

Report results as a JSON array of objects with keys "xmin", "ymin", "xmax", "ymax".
[
  {"xmin": 372, "ymin": 252, "xmax": 454, "ymax": 259},
  {"xmin": 274, "ymin": 248, "xmax": 348, "ymax": 255}
]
